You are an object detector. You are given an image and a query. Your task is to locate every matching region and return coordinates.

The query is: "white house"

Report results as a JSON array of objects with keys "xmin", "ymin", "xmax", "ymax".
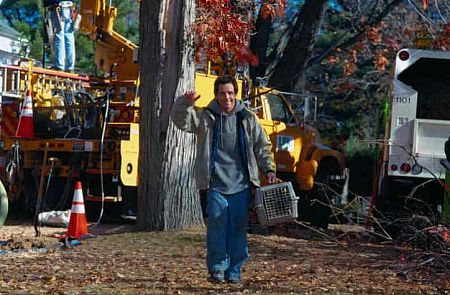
[{"xmin": 0, "ymin": 19, "xmax": 26, "ymax": 65}]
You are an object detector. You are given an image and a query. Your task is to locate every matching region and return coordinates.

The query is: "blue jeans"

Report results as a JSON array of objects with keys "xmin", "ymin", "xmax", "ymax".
[
  {"xmin": 52, "ymin": 5, "xmax": 75, "ymax": 70},
  {"xmin": 206, "ymin": 189, "xmax": 250, "ymax": 281}
]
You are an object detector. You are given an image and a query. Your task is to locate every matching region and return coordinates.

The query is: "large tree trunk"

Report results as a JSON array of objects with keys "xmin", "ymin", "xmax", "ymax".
[
  {"xmin": 266, "ymin": 0, "xmax": 327, "ymax": 91},
  {"xmin": 137, "ymin": 0, "xmax": 203, "ymax": 230},
  {"xmin": 249, "ymin": 13, "xmax": 273, "ymax": 84}
]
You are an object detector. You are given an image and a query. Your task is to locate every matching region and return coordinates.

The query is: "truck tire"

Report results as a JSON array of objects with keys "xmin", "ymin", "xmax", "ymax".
[
  {"xmin": 309, "ymin": 160, "xmax": 340, "ymax": 229},
  {"xmin": 15, "ymin": 171, "xmax": 38, "ymax": 219},
  {"xmin": 0, "ymin": 180, "xmax": 8, "ymax": 228},
  {"xmin": 310, "ymin": 182, "xmax": 331, "ymax": 229}
]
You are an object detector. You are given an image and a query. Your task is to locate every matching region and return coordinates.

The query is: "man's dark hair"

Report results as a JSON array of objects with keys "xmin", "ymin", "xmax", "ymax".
[{"xmin": 214, "ymin": 75, "xmax": 238, "ymax": 96}]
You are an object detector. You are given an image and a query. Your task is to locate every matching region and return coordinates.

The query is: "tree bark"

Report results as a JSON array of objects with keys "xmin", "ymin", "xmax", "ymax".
[
  {"xmin": 249, "ymin": 14, "xmax": 273, "ymax": 84},
  {"xmin": 266, "ymin": 0, "xmax": 327, "ymax": 91},
  {"xmin": 137, "ymin": 0, "xmax": 203, "ymax": 230}
]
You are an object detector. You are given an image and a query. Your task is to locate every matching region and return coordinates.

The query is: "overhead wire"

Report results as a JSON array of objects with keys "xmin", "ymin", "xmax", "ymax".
[
  {"xmin": 407, "ymin": 0, "xmax": 439, "ymax": 30},
  {"xmin": 434, "ymin": 0, "xmax": 448, "ymax": 24}
]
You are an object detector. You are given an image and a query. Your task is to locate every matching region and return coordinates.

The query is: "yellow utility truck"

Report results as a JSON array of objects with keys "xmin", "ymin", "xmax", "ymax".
[
  {"xmin": 0, "ymin": 0, "xmax": 139, "ymax": 220},
  {"xmin": 0, "ymin": 61, "xmax": 139, "ymax": 219}
]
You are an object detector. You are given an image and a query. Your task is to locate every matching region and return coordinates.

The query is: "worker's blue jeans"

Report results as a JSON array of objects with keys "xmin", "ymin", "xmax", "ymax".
[
  {"xmin": 206, "ymin": 188, "xmax": 250, "ymax": 281},
  {"xmin": 52, "ymin": 6, "xmax": 75, "ymax": 71}
]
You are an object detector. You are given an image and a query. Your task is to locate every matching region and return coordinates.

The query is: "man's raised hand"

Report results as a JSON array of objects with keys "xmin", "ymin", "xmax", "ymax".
[{"xmin": 184, "ymin": 91, "xmax": 201, "ymax": 103}]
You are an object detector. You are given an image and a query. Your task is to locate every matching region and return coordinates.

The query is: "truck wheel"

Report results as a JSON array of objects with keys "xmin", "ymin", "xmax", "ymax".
[
  {"xmin": 309, "ymin": 160, "xmax": 339, "ymax": 230},
  {"xmin": 14, "ymin": 172, "xmax": 38, "ymax": 219},
  {"xmin": 310, "ymin": 183, "xmax": 331, "ymax": 229}
]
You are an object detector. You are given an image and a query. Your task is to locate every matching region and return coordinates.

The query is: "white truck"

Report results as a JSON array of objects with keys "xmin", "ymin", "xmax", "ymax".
[{"xmin": 377, "ymin": 48, "xmax": 450, "ymax": 234}]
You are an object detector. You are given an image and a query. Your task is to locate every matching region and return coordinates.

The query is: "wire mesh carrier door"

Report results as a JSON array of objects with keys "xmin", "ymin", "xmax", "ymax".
[{"xmin": 254, "ymin": 182, "xmax": 299, "ymax": 226}]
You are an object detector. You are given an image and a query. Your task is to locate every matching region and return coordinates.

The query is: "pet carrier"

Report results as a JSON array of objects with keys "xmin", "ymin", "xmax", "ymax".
[{"xmin": 254, "ymin": 182, "xmax": 299, "ymax": 226}]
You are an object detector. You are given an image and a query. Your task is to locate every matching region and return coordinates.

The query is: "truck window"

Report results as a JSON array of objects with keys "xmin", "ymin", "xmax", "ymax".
[
  {"xmin": 398, "ymin": 58, "xmax": 450, "ymax": 120},
  {"xmin": 267, "ymin": 93, "xmax": 292, "ymax": 123}
]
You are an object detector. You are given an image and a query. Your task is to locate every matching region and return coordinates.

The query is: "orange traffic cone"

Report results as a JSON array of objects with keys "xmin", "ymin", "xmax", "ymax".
[
  {"xmin": 16, "ymin": 89, "xmax": 34, "ymax": 138},
  {"xmin": 67, "ymin": 181, "xmax": 88, "ymax": 239}
]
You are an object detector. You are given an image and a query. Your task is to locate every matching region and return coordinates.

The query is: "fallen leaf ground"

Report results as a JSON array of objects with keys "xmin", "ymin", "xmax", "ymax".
[{"xmin": 0, "ymin": 221, "xmax": 448, "ymax": 294}]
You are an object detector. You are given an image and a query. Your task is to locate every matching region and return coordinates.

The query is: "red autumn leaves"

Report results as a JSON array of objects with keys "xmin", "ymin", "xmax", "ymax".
[{"xmin": 193, "ymin": 0, "xmax": 286, "ymax": 65}]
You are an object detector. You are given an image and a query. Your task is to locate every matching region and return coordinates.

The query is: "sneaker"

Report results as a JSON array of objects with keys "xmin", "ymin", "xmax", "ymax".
[
  {"xmin": 227, "ymin": 278, "xmax": 241, "ymax": 284},
  {"xmin": 208, "ymin": 271, "xmax": 225, "ymax": 283},
  {"xmin": 121, "ymin": 209, "xmax": 137, "ymax": 221}
]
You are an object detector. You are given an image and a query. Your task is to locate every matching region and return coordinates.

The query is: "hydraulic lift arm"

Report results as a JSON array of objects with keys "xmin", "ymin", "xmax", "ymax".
[{"xmin": 79, "ymin": 0, "xmax": 139, "ymax": 81}]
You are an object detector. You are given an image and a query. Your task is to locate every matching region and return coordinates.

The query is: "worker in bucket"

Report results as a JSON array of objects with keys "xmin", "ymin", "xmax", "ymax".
[
  {"xmin": 171, "ymin": 75, "xmax": 277, "ymax": 284},
  {"xmin": 44, "ymin": 0, "xmax": 81, "ymax": 72}
]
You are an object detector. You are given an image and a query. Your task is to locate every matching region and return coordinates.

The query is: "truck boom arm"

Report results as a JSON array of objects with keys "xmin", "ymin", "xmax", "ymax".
[{"xmin": 79, "ymin": 0, "xmax": 138, "ymax": 80}]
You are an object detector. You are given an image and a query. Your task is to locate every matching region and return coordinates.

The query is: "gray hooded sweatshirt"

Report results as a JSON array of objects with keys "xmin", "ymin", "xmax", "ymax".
[
  {"xmin": 171, "ymin": 96, "xmax": 275, "ymax": 191},
  {"xmin": 208, "ymin": 99, "xmax": 249, "ymax": 194}
]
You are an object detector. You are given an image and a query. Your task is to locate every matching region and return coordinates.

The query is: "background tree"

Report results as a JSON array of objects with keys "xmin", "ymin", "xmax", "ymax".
[
  {"xmin": 193, "ymin": 0, "xmax": 262, "ymax": 68},
  {"xmin": 0, "ymin": 0, "xmax": 41, "ymax": 30},
  {"xmin": 0, "ymin": 0, "xmax": 43, "ymax": 59},
  {"xmin": 246, "ymin": 0, "xmax": 449, "ymax": 140},
  {"xmin": 305, "ymin": 0, "xmax": 449, "ymax": 139},
  {"xmin": 138, "ymin": 0, "xmax": 203, "ymax": 230},
  {"xmin": 264, "ymin": 0, "xmax": 328, "ymax": 90},
  {"xmin": 249, "ymin": 0, "xmax": 287, "ymax": 82},
  {"xmin": 113, "ymin": 0, "xmax": 139, "ymax": 45}
]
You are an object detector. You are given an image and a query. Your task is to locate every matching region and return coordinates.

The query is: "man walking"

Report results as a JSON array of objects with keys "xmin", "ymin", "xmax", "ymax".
[{"xmin": 171, "ymin": 75, "xmax": 277, "ymax": 284}]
